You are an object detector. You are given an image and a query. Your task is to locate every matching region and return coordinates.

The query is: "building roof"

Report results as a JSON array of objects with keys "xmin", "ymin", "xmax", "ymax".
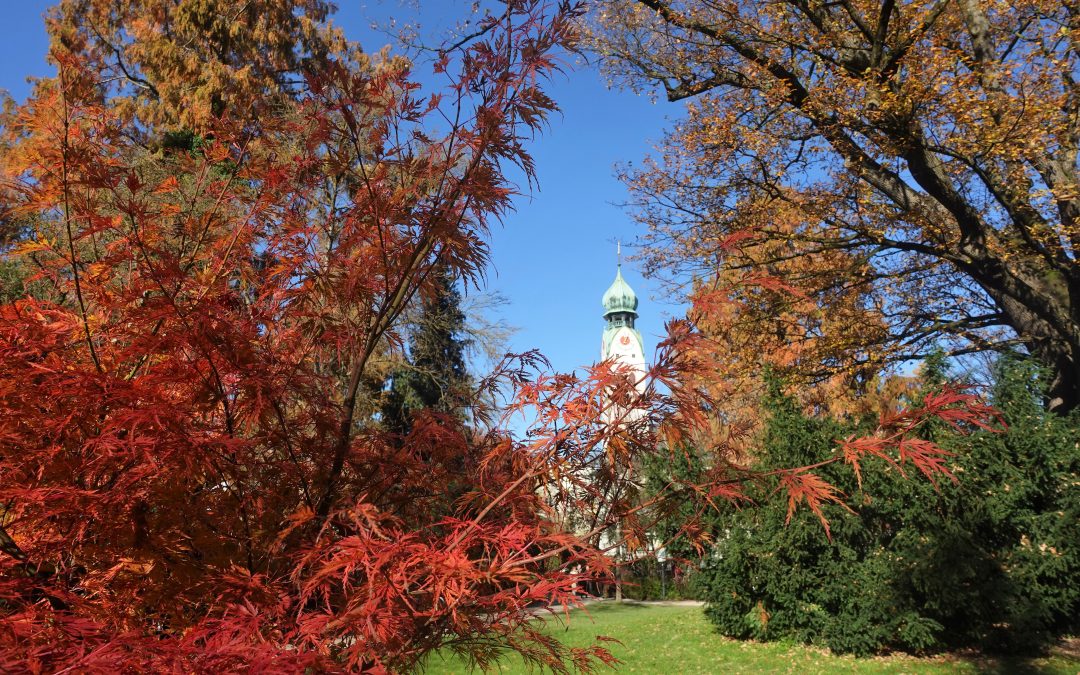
[{"xmin": 602, "ymin": 265, "xmax": 638, "ymax": 317}]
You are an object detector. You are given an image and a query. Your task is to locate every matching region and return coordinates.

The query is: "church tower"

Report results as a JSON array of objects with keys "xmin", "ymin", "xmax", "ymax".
[
  {"xmin": 598, "ymin": 258, "xmax": 648, "ymax": 603},
  {"xmin": 601, "ymin": 261, "xmax": 646, "ymax": 395}
]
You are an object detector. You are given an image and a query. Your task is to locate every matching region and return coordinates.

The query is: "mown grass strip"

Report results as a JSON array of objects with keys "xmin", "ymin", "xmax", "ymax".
[{"xmin": 421, "ymin": 603, "xmax": 1079, "ymax": 674}]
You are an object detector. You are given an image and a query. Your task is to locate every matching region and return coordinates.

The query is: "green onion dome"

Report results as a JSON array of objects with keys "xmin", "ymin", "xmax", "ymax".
[{"xmin": 602, "ymin": 266, "xmax": 638, "ymax": 317}]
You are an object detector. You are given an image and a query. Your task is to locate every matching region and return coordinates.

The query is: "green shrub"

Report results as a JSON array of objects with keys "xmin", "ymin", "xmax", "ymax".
[{"xmin": 699, "ymin": 358, "xmax": 1080, "ymax": 656}]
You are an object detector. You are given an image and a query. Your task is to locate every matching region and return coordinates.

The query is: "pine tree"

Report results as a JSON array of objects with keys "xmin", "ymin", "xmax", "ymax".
[
  {"xmin": 699, "ymin": 359, "xmax": 1080, "ymax": 655},
  {"xmin": 382, "ymin": 265, "xmax": 472, "ymax": 434}
]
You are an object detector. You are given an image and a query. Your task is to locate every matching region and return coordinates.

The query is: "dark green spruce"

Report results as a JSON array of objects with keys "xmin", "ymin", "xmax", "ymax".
[
  {"xmin": 381, "ymin": 265, "xmax": 472, "ymax": 434},
  {"xmin": 697, "ymin": 359, "xmax": 1080, "ymax": 656}
]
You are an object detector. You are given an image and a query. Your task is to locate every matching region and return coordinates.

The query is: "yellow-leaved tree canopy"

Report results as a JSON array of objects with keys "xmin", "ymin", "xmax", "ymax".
[
  {"xmin": 46, "ymin": 0, "xmax": 359, "ymax": 131},
  {"xmin": 591, "ymin": 0, "xmax": 1080, "ymax": 412}
]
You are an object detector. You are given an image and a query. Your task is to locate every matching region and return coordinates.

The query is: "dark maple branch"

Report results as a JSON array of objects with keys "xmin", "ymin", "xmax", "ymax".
[
  {"xmin": 0, "ymin": 522, "xmax": 61, "ymax": 598},
  {"xmin": 85, "ymin": 19, "xmax": 161, "ymax": 98},
  {"xmin": 314, "ymin": 230, "xmax": 444, "ymax": 520},
  {"xmin": 57, "ymin": 64, "xmax": 102, "ymax": 374},
  {"xmin": 315, "ymin": 11, "xmax": 553, "ymax": 518},
  {"xmin": 0, "ymin": 523, "xmax": 27, "ymax": 564},
  {"xmin": 666, "ymin": 70, "xmax": 748, "ymax": 101},
  {"xmin": 272, "ymin": 397, "xmax": 314, "ymax": 509}
]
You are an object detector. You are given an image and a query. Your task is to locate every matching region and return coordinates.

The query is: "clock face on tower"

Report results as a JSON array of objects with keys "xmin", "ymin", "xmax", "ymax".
[{"xmin": 607, "ymin": 326, "xmax": 642, "ymax": 364}]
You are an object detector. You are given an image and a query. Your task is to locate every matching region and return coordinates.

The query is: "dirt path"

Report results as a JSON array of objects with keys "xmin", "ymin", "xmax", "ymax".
[{"xmin": 532, "ymin": 598, "xmax": 704, "ymax": 616}]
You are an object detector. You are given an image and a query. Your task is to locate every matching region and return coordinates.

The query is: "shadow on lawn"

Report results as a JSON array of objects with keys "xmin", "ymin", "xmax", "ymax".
[
  {"xmin": 535, "ymin": 599, "xmax": 655, "ymax": 619},
  {"xmin": 962, "ymin": 657, "xmax": 1057, "ymax": 674},
  {"xmin": 937, "ymin": 638, "xmax": 1080, "ymax": 675},
  {"xmin": 577, "ymin": 600, "xmax": 653, "ymax": 612}
]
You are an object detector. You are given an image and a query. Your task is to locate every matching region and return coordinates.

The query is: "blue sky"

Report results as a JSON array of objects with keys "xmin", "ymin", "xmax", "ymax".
[{"xmin": 0, "ymin": 1, "xmax": 685, "ymax": 377}]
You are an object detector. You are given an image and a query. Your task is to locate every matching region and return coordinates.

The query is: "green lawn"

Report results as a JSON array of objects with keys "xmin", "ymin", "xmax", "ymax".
[{"xmin": 421, "ymin": 602, "xmax": 1080, "ymax": 674}]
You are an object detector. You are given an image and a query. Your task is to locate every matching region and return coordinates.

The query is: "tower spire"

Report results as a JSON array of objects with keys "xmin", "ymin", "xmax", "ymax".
[{"xmin": 599, "ymin": 251, "xmax": 646, "ymax": 404}]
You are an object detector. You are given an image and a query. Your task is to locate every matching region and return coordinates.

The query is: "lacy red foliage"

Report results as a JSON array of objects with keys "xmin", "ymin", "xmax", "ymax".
[{"xmin": 0, "ymin": 3, "xmax": 618, "ymax": 671}]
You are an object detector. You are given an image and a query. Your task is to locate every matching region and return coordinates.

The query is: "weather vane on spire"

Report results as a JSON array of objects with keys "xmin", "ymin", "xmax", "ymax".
[{"xmin": 617, "ymin": 239, "xmax": 621, "ymax": 267}]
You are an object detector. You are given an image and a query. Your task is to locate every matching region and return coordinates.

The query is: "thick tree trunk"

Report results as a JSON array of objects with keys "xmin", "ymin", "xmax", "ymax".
[
  {"xmin": 1034, "ymin": 342, "xmax": 1079, "ymax": 415},
  {"xmin": 991, "ymin": 282, "xmax": 1079, "ymax": 414}
]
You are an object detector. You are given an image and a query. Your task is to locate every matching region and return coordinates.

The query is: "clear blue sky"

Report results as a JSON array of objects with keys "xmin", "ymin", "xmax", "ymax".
[{"xmin": 0, "ymin": 1, "xmax": 685, "ymax": 378}]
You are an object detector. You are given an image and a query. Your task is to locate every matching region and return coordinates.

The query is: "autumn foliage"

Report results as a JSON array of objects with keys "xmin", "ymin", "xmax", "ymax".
[
  {"xmin": 0, "ymin": 1, "xmax": 1005, "ymax": 672},
  {"xmin": 594, "ymin": 0, "xmax": 1080, "ymax": 413}
]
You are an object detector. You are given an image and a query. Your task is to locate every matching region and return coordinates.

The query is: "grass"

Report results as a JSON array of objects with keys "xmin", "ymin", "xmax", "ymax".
[{"xmin": 420, "ymin": 602, "xmax": 1080, "ymax": 674}]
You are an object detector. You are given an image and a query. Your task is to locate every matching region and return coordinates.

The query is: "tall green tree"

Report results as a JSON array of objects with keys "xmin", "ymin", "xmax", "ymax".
[{"xmin": 382, "ymin": 266, "xmax": 473, "ymax": 434}]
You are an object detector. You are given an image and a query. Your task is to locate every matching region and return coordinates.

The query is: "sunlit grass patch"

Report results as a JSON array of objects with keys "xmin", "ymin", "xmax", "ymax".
[{"xmin": 421, "ymin": 602, "xmax": 1079, "ymax": 674}]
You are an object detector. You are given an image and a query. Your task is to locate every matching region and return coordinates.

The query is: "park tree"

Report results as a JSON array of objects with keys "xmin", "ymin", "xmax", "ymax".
[
  {"xmin": 591, "ymin": 0, "xmax": 1080, "ymax": 413},
  {"xmin": 45, "ymin": 0, "xmax": 352, "ymax": 131},
  {"xmin": 381, "ymin": 266, "xmax": 473, "ymax": 435},
  {"xmin": 0, "ymin": 0, "xmax": 360, "ymax": 312},
  {"xmin": 0, "ymin": 1, "xmax": 635, "ymax": 670}
]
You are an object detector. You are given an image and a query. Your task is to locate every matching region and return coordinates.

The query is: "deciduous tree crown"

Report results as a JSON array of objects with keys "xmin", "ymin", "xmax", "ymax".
[{"xmin": 592, "ymin": 0, "xmax": 1080, "ymax": 412}]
